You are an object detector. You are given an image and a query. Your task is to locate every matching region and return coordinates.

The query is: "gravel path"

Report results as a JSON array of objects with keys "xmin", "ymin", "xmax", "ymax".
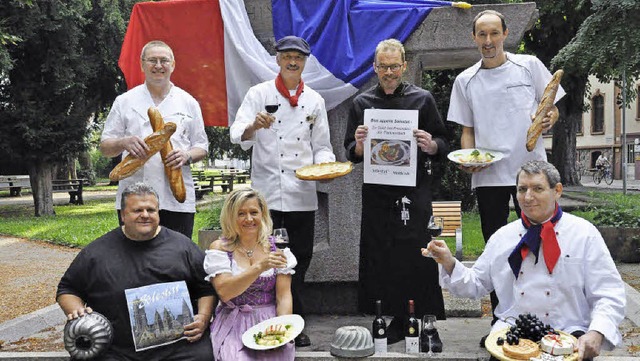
[{"xmin": 0, "ymin": 236, "xmax": 79, "ymax": 324}]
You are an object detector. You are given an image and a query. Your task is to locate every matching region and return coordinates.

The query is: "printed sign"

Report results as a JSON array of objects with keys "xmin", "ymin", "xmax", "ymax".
[{"xmin": 364, "ymin": 109, "xmax": 418, "ymax": 186}]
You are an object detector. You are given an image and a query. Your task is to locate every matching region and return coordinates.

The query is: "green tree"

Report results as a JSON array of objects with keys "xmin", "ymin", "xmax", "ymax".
[
  {"xmin": 522, "ymin": 0, "xmax": 593, "ymax": 185},
  {"xmin": 0, "ymin": 0, "xmax": 133, "ymax": 216},
  {"xmin": 205, "ymin": 126, "xmax": 250, "ymax": 167}
]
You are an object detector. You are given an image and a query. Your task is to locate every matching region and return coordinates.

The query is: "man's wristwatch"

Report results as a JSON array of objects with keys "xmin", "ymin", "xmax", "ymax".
[{"xmin": 186, "ymin": 153, "xmax": 193, "ymax": 165}]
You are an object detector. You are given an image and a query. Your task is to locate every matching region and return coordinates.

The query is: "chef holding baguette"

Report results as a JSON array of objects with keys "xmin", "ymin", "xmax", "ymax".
[
  {"xmin": 446, "ymin": 10, "xmax": 566, "ymax": 331},
  {"xmin": 100, "ymin": 40, "xmax": 208, "ymax": 239}
]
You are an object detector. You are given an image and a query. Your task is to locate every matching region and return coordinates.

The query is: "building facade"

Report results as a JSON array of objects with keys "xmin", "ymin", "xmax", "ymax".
[{"xmin": 543, "ymin": 76, "xmax": 640, "ymax": 180}]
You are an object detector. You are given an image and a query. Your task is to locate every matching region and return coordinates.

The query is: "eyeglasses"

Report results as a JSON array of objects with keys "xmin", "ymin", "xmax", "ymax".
[
  {"xmin": 143, "ymin": 57, "xmax": 172, "ymax": 66},
  {"xmin": 375, "ymin": 64, "xmax": 403, "ymax": 72}
]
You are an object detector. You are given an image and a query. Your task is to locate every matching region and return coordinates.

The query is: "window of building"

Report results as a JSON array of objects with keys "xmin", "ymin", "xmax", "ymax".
[
  {"xmin": 591, "ymin": 91, "xmax": 605, "ymax": 134},
  {"xmin": 627, "ymin": 143, "xmax": 635, "ymax": 164}
]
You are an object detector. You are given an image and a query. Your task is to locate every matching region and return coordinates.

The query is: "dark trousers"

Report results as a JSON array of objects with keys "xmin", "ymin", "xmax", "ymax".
[
  {"xmin": 117, "ymin": 210, "xmax": 195, "ymax": 240},
  {"xmin": 475, "ymin": 186, "xmax": 521, "ymax": 324},
  {"xmin": 270, "ymin": 210, "xmax": 315, "ymax": 317}
]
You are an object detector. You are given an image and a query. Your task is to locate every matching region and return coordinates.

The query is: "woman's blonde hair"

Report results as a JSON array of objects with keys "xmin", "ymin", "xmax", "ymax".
[{"xmin": 219, "ymin": 188, "xmax": 273, "ymax": 250}]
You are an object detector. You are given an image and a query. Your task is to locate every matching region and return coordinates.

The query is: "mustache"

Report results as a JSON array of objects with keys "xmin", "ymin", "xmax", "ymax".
[{"xmin": 286, "ymin": 65, "xmax": 300, "ymax": 71}]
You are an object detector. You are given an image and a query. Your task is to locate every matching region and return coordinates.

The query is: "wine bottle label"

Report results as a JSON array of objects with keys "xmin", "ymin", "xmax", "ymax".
[
  {"xmin": 374, "ymin": 338, "xmax": 387, "ymax": 354},
  {"xmin": 377, "ymin": 328, "xmax": 385, "ymax": 336},
  {"xmin": 405, "ymin": 336, "xmax": 419, "ymax": 353}
]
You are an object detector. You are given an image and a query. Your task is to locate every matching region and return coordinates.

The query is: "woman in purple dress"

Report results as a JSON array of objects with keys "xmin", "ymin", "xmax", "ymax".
[{"xmin": 204, "ymin": 188, "xmax": 296, "ymax": 360}]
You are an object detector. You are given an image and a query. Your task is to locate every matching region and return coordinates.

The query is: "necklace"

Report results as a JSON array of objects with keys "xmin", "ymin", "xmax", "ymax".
[{"xmin": 237, "ymin": 242, "xmax": 259, "ymax": 258}]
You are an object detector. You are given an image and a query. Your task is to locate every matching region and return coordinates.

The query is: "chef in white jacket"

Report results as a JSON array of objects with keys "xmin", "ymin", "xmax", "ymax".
[
  {"xmin": 229, "ymin": 35, "xmax": 335, "ymax": 347},
  {"xmin": 425, "ymin": 160, "xmax": 625, "ymax": 361}
]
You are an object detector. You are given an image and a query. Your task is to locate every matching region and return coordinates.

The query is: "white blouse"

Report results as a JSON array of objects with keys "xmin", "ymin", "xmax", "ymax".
[{"xmin": 203, "ymin": 247, "xmax": 297, "ymax": 282}]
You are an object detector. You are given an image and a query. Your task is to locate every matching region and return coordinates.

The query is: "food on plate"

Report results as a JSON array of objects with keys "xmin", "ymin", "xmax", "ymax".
[
  {"xmin": 148, "ymin": 107, "xmax": 186, "ymax": 203},
  {"xmin": 295, "ymin": 161, "xmax": 353, "ymax": 181},
  {"xmin": 540, "ymin": 334, "xmax": 574, "ymax": 356},
  {"xmin": 502, "ymin": 338, "xmax": 540, "ymax": 360},
  {"xmin": 109, "ymin": 123, "xmax": 176, "ymax": 181},
  {"xmin": 253, "ymin": 323, "xmax": 295, "ymax": 346},
  {"xmin": 526, "ymin": 69, "xmax": 564, "ymax": 152},
  {"xmin": 453, "ymin": 149, "xmax": 495, "ymax": 165},
  {"xmin": 378, "ymin": 142, "xmax": 403, "ymax": 162}
]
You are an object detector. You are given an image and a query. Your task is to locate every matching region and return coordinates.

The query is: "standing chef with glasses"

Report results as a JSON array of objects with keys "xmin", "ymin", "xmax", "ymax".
[
  {"xmin": 100, "ymin": 40, "xmax": 208, "ymax": 239},
  {"xmin": 344, "ymin": 38, "xmax": 449, "ymax": 344},
  {"xmin": 230, "ymin": 35, "xmax": 335, "ymax": 347}
]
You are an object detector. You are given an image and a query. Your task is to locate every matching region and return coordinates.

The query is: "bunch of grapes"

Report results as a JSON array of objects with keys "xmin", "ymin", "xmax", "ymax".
[{"xmin": 496, "ymin": 313, "xmax": 559, "ymax": 346}]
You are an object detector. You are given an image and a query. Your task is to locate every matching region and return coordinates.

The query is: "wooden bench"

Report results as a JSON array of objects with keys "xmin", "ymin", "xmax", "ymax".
[
  {"xmin": 194, "ymin": 175, "xmax": 234, "ymax": 200},
  {"xmin": 0, "ymin": 175, "xmax": 31, "ymax": 196},
  {"xmin": 52, "ymin": 179, "xmax": 86, "ymax": 205},
  {"xmin": 432, "ymin": 201, "xmax": 462, "ymax": 237},
  {"xmin": 194, "ymin": 183, "xmax": 213, "ymax": 200}
]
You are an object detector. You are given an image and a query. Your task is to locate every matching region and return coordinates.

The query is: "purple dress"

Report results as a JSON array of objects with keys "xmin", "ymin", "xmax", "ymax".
[{"xmin": 204, "ymin": 239, "xmax": 297, "ymax": 361}]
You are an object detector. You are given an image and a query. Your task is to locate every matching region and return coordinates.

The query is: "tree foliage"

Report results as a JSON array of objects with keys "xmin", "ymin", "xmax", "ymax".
[
  {"xmin": 205, "ymin": 126, "xmax": 250, "ymax": 164},
  {"xmin": 521, "ymin": 0, "xmax": 593, "ymax": 185},
  {"xmin": 553, "ymin": 0, "xmax": 640, "ymax": 105},
  {"xmin": 0, "ymin": 0, "xmax": 134, "ymax": 215}
]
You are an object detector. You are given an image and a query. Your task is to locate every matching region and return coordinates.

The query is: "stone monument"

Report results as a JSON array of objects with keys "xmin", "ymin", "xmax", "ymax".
[{"xmin": 244, "ymin": 0, "xmax": 538, "ymax": 312}]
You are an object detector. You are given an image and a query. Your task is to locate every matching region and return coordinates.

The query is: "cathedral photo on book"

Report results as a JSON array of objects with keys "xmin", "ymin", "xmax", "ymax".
[{"xmin": 125, "ymin": 281, "xmax": 194, "ymax": 351}]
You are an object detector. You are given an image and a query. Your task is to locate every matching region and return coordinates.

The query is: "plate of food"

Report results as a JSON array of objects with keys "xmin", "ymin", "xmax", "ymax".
[
  {"xmin": 242, "ymin": 314, "xmax": 304, "ymax": 351},
  {"xmin": 447, "ymin": 148, "xmax": 504, "ymax": 167},
  {"xmin": 371, "ymin": 140, "xmax": 411, "ymax": 166},
  {"xmin": 485, "ymin": 327, "xmax": 578, "ymax": 361},
  {"xmin": 295, "ymin": 161, "xmax": 353, "ymax": 181}
]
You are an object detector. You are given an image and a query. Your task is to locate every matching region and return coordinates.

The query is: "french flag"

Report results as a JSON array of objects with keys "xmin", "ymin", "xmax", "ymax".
[{"xmin": 119, "ymin": 0, "xmax": 467, "ymax": 127}]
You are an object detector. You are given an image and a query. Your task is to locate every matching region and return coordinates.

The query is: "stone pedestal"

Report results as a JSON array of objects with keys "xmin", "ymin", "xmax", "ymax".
[{"xmin": 245, "ymin": 0, "xmax": 539, "ymax": 312}]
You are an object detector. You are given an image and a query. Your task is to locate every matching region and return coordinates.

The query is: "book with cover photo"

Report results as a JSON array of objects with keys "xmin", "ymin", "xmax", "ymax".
[{"xmin": 125, "ymin": 281, "xmax": 194, "ymax": 352}]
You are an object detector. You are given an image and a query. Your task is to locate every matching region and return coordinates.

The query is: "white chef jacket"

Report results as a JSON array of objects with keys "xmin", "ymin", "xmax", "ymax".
[
  {"xmin": 440, "ymin": 212, "xmax": 625, "ymax": 350},
  {"xmin": 101, "ymin": 83, "xmax": 209, "ymax": 212},
  {"xmin": 447, "ymin": 53, "xmax": 566, "ymax": 189},
  {"xmin": 230, "ymin": 80, "xmax": 335, "ymax": 212}
]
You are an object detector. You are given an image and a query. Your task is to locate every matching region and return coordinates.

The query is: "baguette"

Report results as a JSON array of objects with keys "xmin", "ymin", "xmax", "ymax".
[
  {"xmin": 526, "ymin": 69, "xmax": 564, "ymax": 152},
  {"xmin": 109, "ymin": 123, "xmax": 176, "ymax": 181},
  {"xmin": 148, "ymin": 107, "xmax": 186, "ymax": 203}
]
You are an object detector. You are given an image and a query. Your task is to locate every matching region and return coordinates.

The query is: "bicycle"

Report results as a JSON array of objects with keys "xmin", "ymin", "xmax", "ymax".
[{"xmin": 592, "ymin": 166, "xmax": 614, "ymax": 185}]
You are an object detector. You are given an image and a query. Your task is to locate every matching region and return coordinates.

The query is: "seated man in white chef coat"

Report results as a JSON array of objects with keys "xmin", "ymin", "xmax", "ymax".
[{"xmin": 424, "ymin": 160, "xmax": 625, "ymax": 361}]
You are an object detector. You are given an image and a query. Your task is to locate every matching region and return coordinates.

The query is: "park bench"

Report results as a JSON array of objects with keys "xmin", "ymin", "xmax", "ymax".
[
  {"xmin": 194, "ymin": 175, "xmax": 234, "ymax": 200},
  {"xmin": 52, "ymin": 179, "xmax": 86, "ymax": 205},
  {"xmin": 0, "ymin": 175, "xmax": 31, "ymax": 196}
]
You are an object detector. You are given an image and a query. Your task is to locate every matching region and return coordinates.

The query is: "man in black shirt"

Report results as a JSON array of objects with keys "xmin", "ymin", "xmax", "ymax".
[
  {"xmin": 57, "ymin": 183, "xmax": 216, "ymax": 360},
  {"xmin": 344, "ymin": 38, "xmax": 449, "ymax": 344}
]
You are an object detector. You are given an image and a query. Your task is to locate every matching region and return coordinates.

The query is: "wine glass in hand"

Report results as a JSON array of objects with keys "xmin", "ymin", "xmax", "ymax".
[
  {"xmin": 273, "ymin": 228, "xmax": 289, "ymax": 250},
  {"xmin": 264, "ymin": 95, "xmax": 279, "ymax": 132},
  {"xmin": 424, "ymin": 216, "xmax": 444, "ymax": 257},
  {"xmin": 427, "ymin": 216, "xmax": 444, "ymax": 238}
]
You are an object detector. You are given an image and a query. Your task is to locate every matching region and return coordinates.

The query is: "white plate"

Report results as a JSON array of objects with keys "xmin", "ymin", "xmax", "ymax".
[
  {"xmin": 242, "ymin": 314, "xmax": 304, "ymax": 351},
  {"xmin": 447, "ymin": 148, "xmax": 504, "ymax": 167},
  {"xmin": 371, "ymin": 140, "xmax": 411, "ymax": 166}
]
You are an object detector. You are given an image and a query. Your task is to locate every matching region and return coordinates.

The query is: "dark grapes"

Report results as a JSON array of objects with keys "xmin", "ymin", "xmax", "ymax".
[{"xmin": 505, "ymin": 313, "xmax": 557, "ymax": 343}]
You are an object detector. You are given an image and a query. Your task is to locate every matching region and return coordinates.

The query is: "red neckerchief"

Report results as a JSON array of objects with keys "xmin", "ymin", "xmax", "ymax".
[
  {"xmin": 508, "ymin": 204, "xmax": 563, "ymax": 278},
  {"xmin": 275, "ymin": 73, "xmax": 304, "ymax": 107}
]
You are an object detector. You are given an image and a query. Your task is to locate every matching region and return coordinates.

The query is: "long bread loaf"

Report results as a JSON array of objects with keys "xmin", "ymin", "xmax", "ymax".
[
  {"xmin": 148, "ymin": 108, "xmax": 186, "ymax": 203},
  {"xmin": 109, "ymin": 123, "xmax": 176, "ymax": 181},
  {"xmin": 526, "ymin": 69, "xmax": 564, "ymax": 152}
]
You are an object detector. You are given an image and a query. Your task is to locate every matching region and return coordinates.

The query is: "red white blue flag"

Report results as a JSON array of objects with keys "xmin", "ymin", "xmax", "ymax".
[{"xmin": 119, "ymin": 0, "xmax": 462, "ymax": 126}]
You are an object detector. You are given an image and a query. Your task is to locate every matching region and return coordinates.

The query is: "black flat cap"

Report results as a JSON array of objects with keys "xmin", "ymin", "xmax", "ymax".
[{"xmin": 275, "ymin": 36, "xmax": 311, "ymax": 56}]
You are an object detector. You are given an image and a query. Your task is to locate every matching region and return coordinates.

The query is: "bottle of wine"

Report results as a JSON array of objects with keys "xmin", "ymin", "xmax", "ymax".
[
  {"xmin": 372, "ymin": 300, "xmax": 387, "ymax": 354},
  {"xmin": 405, "ymin": 299, "xmax": 419, "ymax": 353}
]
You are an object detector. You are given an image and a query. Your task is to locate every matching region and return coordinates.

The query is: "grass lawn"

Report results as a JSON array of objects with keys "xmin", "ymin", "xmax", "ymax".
[{"xmin": 0, "ymin": 190, "xmax": 637, "ymax": 258}]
